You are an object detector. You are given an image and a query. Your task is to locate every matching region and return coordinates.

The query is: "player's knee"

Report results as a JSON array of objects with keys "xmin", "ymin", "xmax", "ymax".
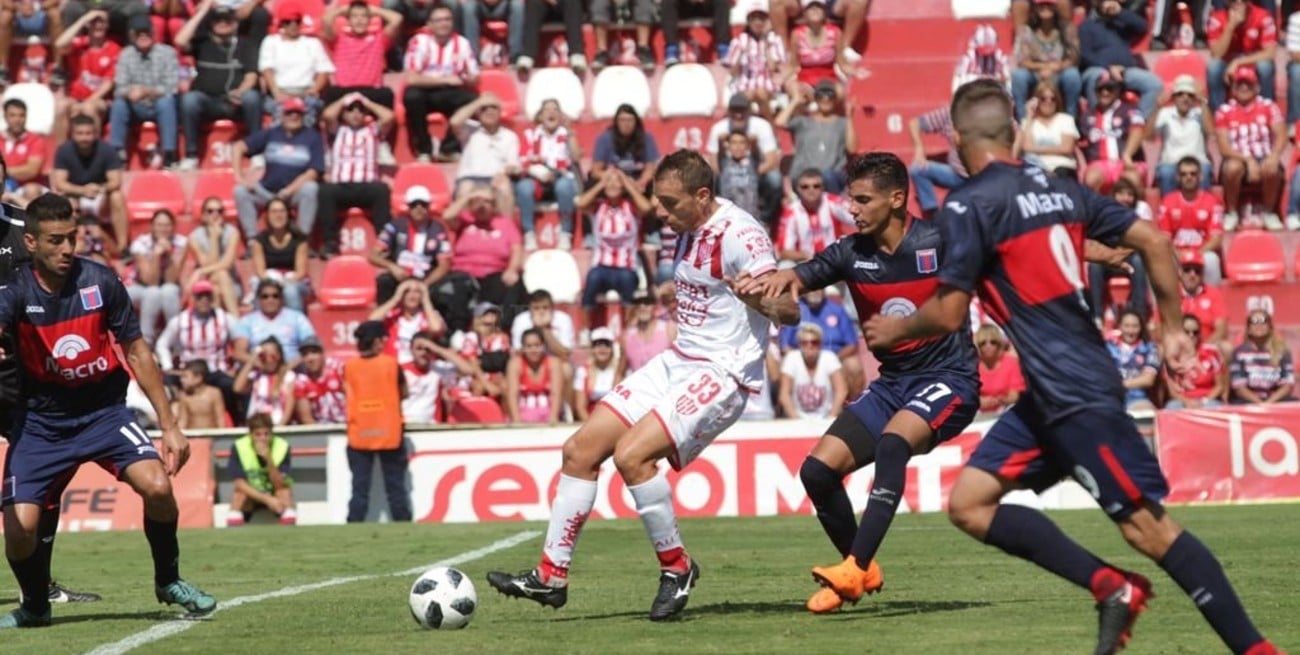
[
  {"xmin": 560, "ymin": 435, "xmax": 601, "ymax": 476},
  {"xmin": 799, "ymin": 456, "xmax": 842, "ymax": 501},
  {"xmin": 135, "ymin": 470, "xmax": 174, "ymax": 503},
  {"xmin": 946, "ymin": 491, "xmax": 993, "ymax": 537},
  {"xmin": 611, "ymin": 440, "xmax": 653, "ymax": 480},
  {"xmin": 1117, "ymin": 504, "xmax": 1182, "ymax": 559}
]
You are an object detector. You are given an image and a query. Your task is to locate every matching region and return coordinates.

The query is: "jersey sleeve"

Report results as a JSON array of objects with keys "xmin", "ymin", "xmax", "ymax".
[
  {"xmin": 936, "ymin": 199, "xmax": 990, "ymax": 293},
  {"xmin": 227, "ymin": 451, "xmax": 247, "ymax": 480},
  {"xmin": 1081, "ymin": 186, "xmax": 1138, "ymax": 247},
  {"xmin": 724, "ymin": 221, "xmax": 777, "ymax": 279},
  {"xmin": 103, "ymin": 272, "xmax": 143, "ymax": 344},
  {"xmin": 793, "ymin": 239, "xmax": 847, "ymax": 291}
]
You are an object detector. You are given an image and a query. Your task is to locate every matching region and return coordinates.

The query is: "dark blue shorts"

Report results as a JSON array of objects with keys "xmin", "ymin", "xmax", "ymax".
[
  {"xmin": 844, "ymin": 372, "xmax": 980, "ymax": 448},
  {"xmin": 966, "ymin": 399, "xmax": 1169, "ymax": 520},
  {"xmin": 2, "ymin": 405, "xmax": 159, "ymax": 509}
]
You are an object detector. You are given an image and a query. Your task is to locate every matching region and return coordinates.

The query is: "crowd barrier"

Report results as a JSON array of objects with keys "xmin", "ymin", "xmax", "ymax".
[{"xmin": 6, "ymin": 404, "xmax": 1298, "ymax": 531}]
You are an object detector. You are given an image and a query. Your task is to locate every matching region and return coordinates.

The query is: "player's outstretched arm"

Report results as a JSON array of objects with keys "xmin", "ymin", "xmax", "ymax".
[
  {"xmin": 125, "ymin": 337, "xmax": 190, "ymax": 475},
  {"xmin": 729, "ymin": 273, "xmax": 800, "ymax": 326},
  {"xmin": 864, "ymin": 285, "xmax": 971, "ymax": 351},
  {"xmin": 1118, "ymin": 219, "xmax": 1195, "ymax": 371}
]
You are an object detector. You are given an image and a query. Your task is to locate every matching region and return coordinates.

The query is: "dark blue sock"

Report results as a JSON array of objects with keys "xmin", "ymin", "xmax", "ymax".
[
  {"xmin": 849, "ymin": 434, "xmax": 910, "ymax": 569},
  {"xmin": 144, "ymin": 517, "xmax": 180, "ymax": 588},
  {"xmin": 7, "ymin": 553, "xmax": 50, "ymax": 616},
  {"xmin": 984, "ymin": 504, "xmax": 1114, "ymax": 593},
  {"xmin": 1159, "ymin": 531, "xmax": 1264, "ymax": 654},
  {"xmin": 799, "ymin": 456, "xmax": 855, "ymax": 557},
  {"xmin": 36, "ymin": 508, "xmax": 58, "ymax": 576}
]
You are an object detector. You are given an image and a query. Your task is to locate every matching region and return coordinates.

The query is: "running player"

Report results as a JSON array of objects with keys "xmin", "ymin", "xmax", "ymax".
[
  {"xmin": 0, "ymin": 194, "xmax": 216, "ymax": 628},
  {"xmin": 0, "ymin": 181, "xmax": 101, "ymax": 606},
  {"xmin": 486, "ymin": 150, "xmax": 799, "ymax": 621},
  {"xmin": 864, "ymin": 79, "xmax": 1280, "ymax": 655},
  {"xmin": 738, "ymin": 152, "xmax": 979, "ymax": 613}
]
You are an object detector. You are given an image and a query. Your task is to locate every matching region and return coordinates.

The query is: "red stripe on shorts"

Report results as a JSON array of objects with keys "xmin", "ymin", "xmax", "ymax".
[{"xmin": 1097, "ymin": 444, "xmax": 1143, "ymax": 503}]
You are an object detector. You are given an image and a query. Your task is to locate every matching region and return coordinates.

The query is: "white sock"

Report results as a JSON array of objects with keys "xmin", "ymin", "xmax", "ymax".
[
  {"xmin": 539, "ymin": 474, "xmax": 598, "ymax": 585},
  {"xmin": 628, "ymin": 473, "xmax": 687, "ymax": 571}
]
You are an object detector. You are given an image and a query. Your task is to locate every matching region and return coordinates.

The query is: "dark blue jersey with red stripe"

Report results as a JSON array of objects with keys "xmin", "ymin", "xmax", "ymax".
[
  {"xmin": 937, "ymin": 161, "xmax": 1135, "ymax": 421},
  {"xmin": 795, "ymin": 217, "xmax": 978, "ymax": 380},
  {"xmin": 0, "ymin": 204, "xmax": 27, "ymax": 416},
  {"xmin": 0, "ymin": 257, "xmax": 142, "ymax": 419}
]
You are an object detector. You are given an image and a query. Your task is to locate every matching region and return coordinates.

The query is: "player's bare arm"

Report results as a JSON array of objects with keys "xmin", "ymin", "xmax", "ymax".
[
  {"xmin": 125, "ymin": 337, "xmax": 190, "ymax": 475},
  {"xmin": 729, "ymin": 272, "xmax": 800, "ymax": 326},
  {"xmin": 734, "ymin": 267, "xmax": 802, "ymax": 299},
  {"xmin": 1084, "ymin": 239, "xmax": 1135, "ymax": 273},
  {"xmin": 863, "ymin": 285, "xmax": 971, "ymax": 351},
  {"xmin": 1118, "ymin": 219, "xmax": 1194, "ymax": 373}
]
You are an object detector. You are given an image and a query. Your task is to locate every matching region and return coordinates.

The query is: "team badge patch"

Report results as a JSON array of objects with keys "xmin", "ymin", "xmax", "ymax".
[
  {"xmin": 916, "ymin": 248, "xmax": 938, "ymax": 274},
  {"xmin": 79, "ymin": 285, "xmax": 103, "ymax": 311}
]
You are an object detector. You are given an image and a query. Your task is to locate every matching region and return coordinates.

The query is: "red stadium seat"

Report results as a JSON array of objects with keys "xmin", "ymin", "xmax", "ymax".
[
  {"xmin": 478, "ymin": 68, "xmax": 522, "ymax": 121},
  {"xmin": 448, "ymin": 396, "xmax": 505, "ymax": 424},
  {"xmin": 390, "ymin": 163, "xmax": 451, "ymax": 213},
  {"xmin": 201, "ymin": 119, "xmax": 241, "ymax": 169},
  {"xmin": 317, "ymin": 255, "xmax": 377, "ymax": 308},
  {"xmin": 1225, "ymin": 231, "xmax": 1286, "ymax": 283},
  {"xmin": 339, "ymin": 209, "xmax": 377, "ymax": 255},
  {"xmin": 125, "ymin": 171, "xmax": 186, "ymax": 223},
  {"xmin": 191, "ymin": 168, "xmax": 239, "ymax": 222},
  {"xmin": 308, "ymin": 304, "xmax": 370, "ymax": 357},
  {"xmin": 128, "ymin": 121, "xmax": 161, "ymax": 170},
  {"xmin": 1152, "ymin": 50, "xmax": 1207, "ymax": 95}
]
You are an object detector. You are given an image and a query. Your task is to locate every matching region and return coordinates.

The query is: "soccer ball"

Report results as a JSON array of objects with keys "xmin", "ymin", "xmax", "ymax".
[{"xmin": 408, "ymin": 566, "xmax": 477, "ymax": 630}]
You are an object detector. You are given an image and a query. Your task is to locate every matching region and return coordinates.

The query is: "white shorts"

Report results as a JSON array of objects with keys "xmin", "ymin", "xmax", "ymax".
[{"xmin": 598, "ymin": 349, "xmax": 749, "ymax": 470}]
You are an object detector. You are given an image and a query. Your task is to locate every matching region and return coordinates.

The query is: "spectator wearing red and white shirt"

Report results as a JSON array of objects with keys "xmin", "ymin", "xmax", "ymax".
[
  {"xmin": 575, "ymin": 168, "xmax": 654, "ymax": 330},
  {"xmin": 1207, "ymin": 0, "xmax": 1277, "ymax": 112},
  {"xmin": 317, "ymin": 92, "xmax": 394, "ymax": 256},
  {"xmin": 369, "ymin": 278, "xmax": 446, "ymax": 365},
  {"xmin": 1080, "ymin": 71, "xmax": 1145, "ymax": 192},
  {"xmin": 321, "ymin": 1, "xmax": 402, "ymax": 109},
  {"xmin": 453, "ymin": 302, "xmax": 512, "ymax": 403},
  {"xmin": 54, "ymin": 10, "xmax": 118, "ymax": 131},
  {"xmin": 157, "ymin": 278, "xmax": 240, "ymax": 412},
  {"xmin": 1158, "ymin": 156, "xmax": 1225, "ymax": 284},
  {"xmin": 1, "ymin": 98, "xmax": 47, "ymax": 205},
  {"xmin": 776, "ymin": 169, "xmax": 852, "ymax": 263},
  {"xmin": 1165, "ymin": 314, "xmax": 1226, "ymax": 409},
  {"xmin": 234, "ymin": 336, "xmax": 299, "ymax": 426},
  {"xmin": 1214, "ymin": 65, "xmax": 1286, "ymax": 229},
  {"xmin": 724, "ymin": 3, "xmax": 786, "ymax": 117},
  {"xmin": 402, "ymin": 329, "xmax": 476, "ymax": 423},
  {"xmin": 293, "ymin": 337, "xmax": 346, "ymax": 424},
  {"xmin": 782, "ymin": 3, "xmax": 845, "ymax": 100},
  {"xmin": 402, "ymin": 4, "xmax": 479, "ymax": 161},
  {"xmin": 444, "ymin": 184, "xmax": 525, "ymax": 325},
  {"xmin": 1229, "ymin": 309, "xmax": 1296, "ymax": 404},
  {"xmin": 516, "ymin": 98, "xmax": 580, "ymax": 251},
  {"xmin": 975, "ymin": 324, "xmax": 1026, "ymax": 414},
  {"xmin": 1178, "ymin": 249, "xmax": 1229, "ymax": 346}
]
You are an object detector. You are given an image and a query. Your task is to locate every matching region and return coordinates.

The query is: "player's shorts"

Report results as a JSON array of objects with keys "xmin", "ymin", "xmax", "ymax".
[
  {"xmin": 966, "ymin": 398, "xmax": 1169, "ymax": 520},
  {"xmin": 832, "ymin": 372, "xmax": 979, "ymax": 466},
  {"xmin": 598, "ymin": 349, "xmax": 750, "ymax": 471},
  {"xmin": 1, "ymin": 405, "xmax": 160, "ymax": 509},
  {"xmin": 15, "ymin": 10, "xmax": 48, "ymax": 36}
]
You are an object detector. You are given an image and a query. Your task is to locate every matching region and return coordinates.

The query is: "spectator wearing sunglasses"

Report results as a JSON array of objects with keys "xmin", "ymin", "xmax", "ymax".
[
  {"xmin": 778, "ymin": 323, "xmax": 846, "ymax": 420},
  {"xmin": 231, "ymin": 278, "xmax": 318, "ymax": 368},
  {"xmin": 1013, "ymin": 81, "xmax": 1080, "ymax": 180},
  {"xmin": 974, "ymin": 325, "xmax": 1025, "ymax": 415},
  {"xmin": 1214, "ymin": 65, "xmax": 1287, "ymax": 230},
  {"xmin": 1158, "ymin": 156, "xmax": 1225, "ymax": 285},
  {"xmin": 778, "ymin": 287, "xmax": 862, "ymax": 398},
  {"xmin": 775, "ymin": 169, "xmax": 852, "ymax": 264},
  {"xmin": 1146, "ymin": 75, "xmax": 1214, "ymax": 195},
  {"xmin": 1165, "ymin": 314, "xmax": 1226, "ymax": 409},
  {"xmin": 1206, "ymin": 0, "xmax": 1277, "ymax": 113},
  {"xmin": 775, "ymin": 79, "xmax": 856, "ymax": 195},
  {"xmin": 1179, "ymin": 249, "xmax": 1229, "ymax": 347},
  {"xmin": 1108, "ymin": 309, "xmax": 1159, "ymax": 411},
  {"xmin": 1229, "ymin": 310, "xmax": 1296, "ymax": 404}
]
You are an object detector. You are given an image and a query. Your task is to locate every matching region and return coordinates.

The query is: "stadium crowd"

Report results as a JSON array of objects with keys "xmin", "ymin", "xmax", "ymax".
[{"xmin": 0, "ymin": 0, "xmax": 1293, "ymax": 431}]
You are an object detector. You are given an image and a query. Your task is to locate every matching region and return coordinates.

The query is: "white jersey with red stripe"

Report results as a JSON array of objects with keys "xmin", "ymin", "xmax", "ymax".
[
  {"xmin": 294, "ymin": 359, "xmax": 346, "ymax": 423},
  {"xmin": 776, "ymin": 194, "xmax": 853, "ymax": 255},
  {"xmin": 329, "ymin": 123, "xmax": 380, "ymax": 184},
  {"xmin": 404, "ymin": 32, "xmax": 479, "ymax": 80},
  {"xmin": 671, "ymin": 198, "xmax": 778, "ymax": 392},
  {"xmin": 593, "ymin": 198, "xmax": 640, "ymax": 269}
]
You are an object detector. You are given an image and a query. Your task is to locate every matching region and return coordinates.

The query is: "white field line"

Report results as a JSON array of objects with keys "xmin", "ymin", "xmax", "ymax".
[{"xmin": 82, "ymin": 530, "xmax": 540, "ymax": 655}]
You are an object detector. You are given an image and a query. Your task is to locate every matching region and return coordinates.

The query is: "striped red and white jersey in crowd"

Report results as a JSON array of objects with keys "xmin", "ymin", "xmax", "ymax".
[
  {"xmin": 293, "ymin": 359, "xmax": 346, "ymax": 423},
  {"xmin": 161, "ymin": 308, "xmax": 234, "ymax": 373},
  {"xmin": 592, "ymin": 198, "xmax": 640, "ymax": 270},
  {"xmin": 329, "ymin": 123, "xmax": 380, "ymax": 184},
  {"xmin": 246, "ymin": 369, "xmax": 298, "ymax": 425},
  {"xmin": 1215, "ymin": 97, "xmax": 1283, "ymax": 160},
  {"xmin": 404, "ymin": 32, "xmax": 479, "ymax": 81},
  {"xmin": 520, "ymin": 125, "xmax": 572, "ymax": 171},
  {"xmin": 458, "ymin": 330, "xmax": 511, "ymax": 359},
  {"xmin": 383, "ymin": 307, "xmax": 432, "ymax": 365},
  {"xmin": 401, "ymin": 360, "xmax": 443, "ymax": 423},
  {"xmin": 724, "ymin": 30, "xmax": 785, "ymax": 94},
  {"xmin": 656, "ymin": 224, "xmax": 679, "ymax": 268},
  {"xmin": 776, "ymin": 194, "xmax": 853, "ymax": 256},
  {"xmin": 1080, "ymin": 100, "xmax": 1145, "ymax": 163}
]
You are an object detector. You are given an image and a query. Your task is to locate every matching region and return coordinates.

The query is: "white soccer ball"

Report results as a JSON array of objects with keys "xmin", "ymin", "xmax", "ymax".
[{"xmin": 408, "ymin": 566, "xmax": 478, "ymax": 630}]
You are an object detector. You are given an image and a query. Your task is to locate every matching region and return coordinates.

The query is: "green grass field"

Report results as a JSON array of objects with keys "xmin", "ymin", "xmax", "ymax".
[{"xmin": 5, "ymin": 505, "xmax": 1298, "ymax": 654}]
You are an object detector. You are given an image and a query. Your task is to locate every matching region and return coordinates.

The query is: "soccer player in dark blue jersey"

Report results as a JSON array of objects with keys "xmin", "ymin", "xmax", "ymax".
[
  {"xmin": 738, "ymin": 152, "xmax": 980, "ymax": 614},
  {"xmin": 865, "ymin": 79, "xmax": 1280, "ymax": 655},
  {"xmin": 0, "ymin": 194, "xmax": 216, "ymax": 628}
]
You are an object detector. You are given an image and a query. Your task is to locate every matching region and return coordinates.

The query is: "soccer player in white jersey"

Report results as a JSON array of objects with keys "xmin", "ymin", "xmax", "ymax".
[{"xmin": 487, "ymin": 150, "xmax": 799, "ymax": 621}]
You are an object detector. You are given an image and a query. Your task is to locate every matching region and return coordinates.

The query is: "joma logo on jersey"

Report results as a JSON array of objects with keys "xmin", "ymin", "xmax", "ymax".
[{"xmin": 45, "ymin": 334, "xmax": 109, "ymax": 381}]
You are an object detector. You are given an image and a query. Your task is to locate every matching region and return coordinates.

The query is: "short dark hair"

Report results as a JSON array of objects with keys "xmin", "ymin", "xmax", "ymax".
[
  {"xmin": 410, "ymin": 329, "xmax": 438, "ymax": 346},
  {"xmin": 3, "ymin": 98, "xmax": 26, "ymax": 113},
  {"xmin": 797, "ymin": 168, "xmax": 824, "ymax": 182},
  {"xmin": 1111, "ymin": 176, "xmax": 1140, "ymax": 199},
  {"xmin": 430, "ymin": 3, "xmax": 453, "ymax": 18},
  {"xmin": 521, "ymin": 327, "xmax": 545, "ymax": 344},
  {"xmin": 184, "ymin": 359, "xmax": 210, "ymax": 377},
  {"xmin": 655, "ymin": 149, "xmax": 714, "ymax": 196},
  {"xmin": 846, "ymin": 152, "xmax": 910, "ymax": 204},
  {"xmin": 256, "ymin": 278, "xmax": 284, "ymax": 296},
  {"xmin": 1177, "ymin": 156, "xmax": 1202, "ymax": 172},
  {"xmin": 950, "ymin": 78, "xmax": 1015, "ymax": 147},
  {"xmin": 348, "ymin": 0, "xmax": 368, "ymax": 10},
  {"xmin": 248, "ymin": 413, "xmax": 274, "ymax": 432},
  {"xmin": 528, "ymin": 289, "xmax": 553, "ymax": 305},
  {"xmin": 70, "ymin": 114, "xmax": 96, "ymax": 129},
  {"xmin": 25, "ymin": 193, "xmax": 75, "ymax": 236}
]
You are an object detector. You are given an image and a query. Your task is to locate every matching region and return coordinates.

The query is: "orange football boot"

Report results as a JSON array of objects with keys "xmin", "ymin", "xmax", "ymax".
[
  {"xmin": 806, "ymin": 586, "xmax": 845, "ymax": 614},
  {"xmin": 810, "ymin": 557, "xmax": 884, "ymax": 604}
]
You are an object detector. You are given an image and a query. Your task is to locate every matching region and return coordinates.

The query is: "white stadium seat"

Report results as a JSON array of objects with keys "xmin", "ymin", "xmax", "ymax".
[
  {"xmin": 523, "ymin": 249, "xmax": 582, "ymax": 304},
  {"xmin": 591, "ymin": 66, "xmax": 652, "ymax": 120},
  {"xmin": 3, "ymin": 83, "xmax": 55, "ymax": 135},
  {"xmin": 657, "ymin": 64, "xmax": 719, "ymax": 118},
  {"xmin": 524, "ymin": 68, "xmax": 586, "ymax": 120}
]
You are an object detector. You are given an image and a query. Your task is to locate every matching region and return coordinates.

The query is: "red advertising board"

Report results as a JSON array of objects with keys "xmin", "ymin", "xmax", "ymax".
[
  {"xmin": 1156, "ymin": 404, "xmax": 1300, "ymax": 503},
  {"xmin": 0, "ymin": 439, "xmax": 214, "ymax": 531}
]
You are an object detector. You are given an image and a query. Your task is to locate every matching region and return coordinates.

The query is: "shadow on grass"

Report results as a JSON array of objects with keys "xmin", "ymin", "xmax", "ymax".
[
  {"xmin": 54, "ymin": 610, "xmax": 178, "ymax": 625},
  {"xmin": 551, "ymin": 599, "xmax": 990, "ymax": 622},
  {"xmin": 824, "ymin": 599, "xmax": 993, "ymax": 620}
]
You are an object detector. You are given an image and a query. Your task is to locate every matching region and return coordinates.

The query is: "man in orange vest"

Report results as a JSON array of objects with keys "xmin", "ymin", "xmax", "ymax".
[{"xmin": 342, "ymin": 320, "xmax": 410, "ymax": 522}]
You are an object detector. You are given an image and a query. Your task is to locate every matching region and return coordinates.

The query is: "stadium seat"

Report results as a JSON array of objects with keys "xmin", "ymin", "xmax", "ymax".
[
  {"xmin": 128, "ymin": 121, "xmax": 161, "ymax": 170},
  {"xmin": 522, "ymin": 249, "xmax": 581, "ymax": 304},
  {"xmin": 1225, "ymin": 231, "xmax": 1286, "ymax": 283},
  {"xmin": 390, "ymin": 163, "xmax": 450, "ymax": 213},
  {"xmin": 126, "ymin": 171, "xmax": 187, "ymax": 223},
  {"xmin": 316, "ymin": 255, "xmax": 378, "ymax": 308},
  {"xmin": 591, "ymin": 66, "xmax": 652, "ymax": 120},
  {"xmin": 191, "ymin": 168, "xmax": 239, "ymax": 222},
  {"xmin": 657, "ymin": 64, "xmax": 719, "ymax": 117},
  {"xmin": 338, "ymin": 209, "xmax": 377, "ymax": 255},
  {"xmin": 478, "ymin": 68, "xmax": 523, "ymax": 121},
  {"xmin": 1, "ymin": 82, "xmax": 54, "ymax": 134},
  {"xmin": 448, "ymin": 396, "xmax": 506, "ymax": 424},
  {"xmin": 1152, "ymin": 50, "xmax": 1207, "ymax": 94},
  {"xmin": 307, "ymin": 304, "xmax": 370, "ymax": 358},
  {"xmin": 201, "ymin": 119, "xmax": 241, "ymax": 169},
  {"xmin": 524, "ymin": 67, "xmax": 585, "ymax": 120}
]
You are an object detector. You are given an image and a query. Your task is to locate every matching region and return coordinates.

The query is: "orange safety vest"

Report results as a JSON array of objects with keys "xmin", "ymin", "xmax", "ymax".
[{"xmin": 343, "ymin": 353, "xmax": 403, "ymax": 451}]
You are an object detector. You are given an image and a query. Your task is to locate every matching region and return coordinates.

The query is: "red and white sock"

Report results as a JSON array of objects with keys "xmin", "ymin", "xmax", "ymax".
[
  {"xmin": 539, "ymin": 474, "xmax": 597, "ymax": 587},
  {"xmin": 628, "ymin": 473, "xmax": 688, "ymax": 574}
]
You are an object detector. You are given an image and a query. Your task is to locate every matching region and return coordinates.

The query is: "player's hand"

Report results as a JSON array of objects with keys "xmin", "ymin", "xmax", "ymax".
[
  {"xmin": 1161, "ymin": 330, "xmax": 1196, "ymax": 378},
  {"xmin": 502, "ymin": 269, "xmax": 520, "ymax": 286},
  {"xmin": 160, "ymin": 425, "xmax": 191, "ymax": 476},
  {"xmin": 863, "ymin": 313, "xmax": 906, "ymax": 351},
  {"xmin": 265, "ymin": 497, "xmax": 286, "ymax": 514}
]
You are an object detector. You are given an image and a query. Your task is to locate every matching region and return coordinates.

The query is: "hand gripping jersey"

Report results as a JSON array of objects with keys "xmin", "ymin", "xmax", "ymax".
[
  {"xmin": 670, "ymin": 198, "xmax": 778, "ymax": 392},
  {"xmin": 0, "ymin": 257, "xmax": 143, "ymax": 419}
]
